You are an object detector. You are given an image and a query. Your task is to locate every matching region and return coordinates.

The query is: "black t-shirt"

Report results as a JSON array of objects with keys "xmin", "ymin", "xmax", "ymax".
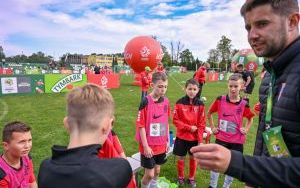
[
  {"xmin": 235, "ymin": 70, "xmax": 255, "ymax": 85},
  {"xmin": 94, "ymin": 66, "xmax": 100, "ymax": 74},
  {"xmin": 38, "ymin": 144, "xmax": 132, "ymax": 188}
]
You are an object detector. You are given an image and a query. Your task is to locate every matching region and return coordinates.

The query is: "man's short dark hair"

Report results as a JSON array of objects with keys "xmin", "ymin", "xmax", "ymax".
[
  {"xmin": 2, "ymin": 121, "xmax": 31, "ymax": 142},
  {"xmin": 237, "ymin": 64, "xmax": 244, "ymax": 68},
  {"xmin": 240, "ymin": 0, "xmax": 299, "ymax": 17},
  {"xmin": 185, "ymin": 79, "xmax": 199, "ymax": 88}
]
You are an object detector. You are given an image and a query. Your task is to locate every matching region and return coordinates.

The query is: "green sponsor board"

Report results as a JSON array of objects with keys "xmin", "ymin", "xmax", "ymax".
[
  {"xmin": 44, "ymin": 74, "xmax": 87, "ymax": 93},
  {"xmin": 0, "ymin": 75, "xmax": 45, "ymax": 95},
  {"xmin": 31, "ymin": 75, "xmax": 45, "ymax": 94}
]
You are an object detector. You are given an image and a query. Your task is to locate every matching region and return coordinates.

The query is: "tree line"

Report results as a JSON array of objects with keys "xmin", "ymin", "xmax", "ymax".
[
  {"xmin": 160, "ymin": 35, "xmax": 238, "ymax": 71},
  {"xmin": 1, "ymin": 35, "xmax": 238, "ymax": 71}
]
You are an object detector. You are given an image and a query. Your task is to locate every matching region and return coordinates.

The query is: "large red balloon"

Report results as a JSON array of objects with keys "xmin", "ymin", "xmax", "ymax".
[{"xmin": 124, "ymin": 36, "xmax": 163, "ymax": 73}]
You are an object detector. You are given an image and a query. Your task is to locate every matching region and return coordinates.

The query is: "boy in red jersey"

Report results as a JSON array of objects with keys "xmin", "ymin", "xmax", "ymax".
[
  {"xmin": 140, "ymin": 66, "xmax": 152, "ymax": 102},
  {"xmin": 0, "ymin": 121, "xmax": 37, "ymax": 188},
  {"xmin": 173, "ymin": 79, "xmax": 206, "ymax": 188},
  {"xmin": 98, "ymin": 129, "xmax": 137, "ymax": 188},
  {"xmin": 193, "ymin": 63, "xmax": 210, "ymax": 97},
  {"xmin": 207, "ymin": 73, "xmax": 254, "ymax": 188},
  {"xmin": 136, "ymin": 72, "xmax": 170, "ymax": 188}
]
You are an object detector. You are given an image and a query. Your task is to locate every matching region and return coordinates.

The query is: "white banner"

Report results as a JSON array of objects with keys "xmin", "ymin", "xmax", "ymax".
[{"xmin": 1, "ymin": 77, "xmax": 18, "ymax": 94}]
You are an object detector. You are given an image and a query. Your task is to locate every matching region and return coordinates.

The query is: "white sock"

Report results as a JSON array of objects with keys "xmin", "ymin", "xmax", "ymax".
[
  {"xmin": 149, "ymin": 178, "xmax": 158, "ymax": 188},
  {"xmin": 141, "ymin": 182, "xmax": 149, "ymax": 188}
]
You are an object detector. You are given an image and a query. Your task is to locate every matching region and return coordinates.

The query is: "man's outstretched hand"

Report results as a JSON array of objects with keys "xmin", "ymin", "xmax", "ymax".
[{"xmin": 190, "ymin": 144, "xmax": 231, "ymax": 173}]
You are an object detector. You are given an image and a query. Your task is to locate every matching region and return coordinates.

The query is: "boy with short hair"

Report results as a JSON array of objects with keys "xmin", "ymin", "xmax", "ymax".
[
  {"xmin": 135, "ymin": 72, "xmax": 170, "ymax": 188},
  {"xmin": 235, "ymin": 63, "xmax": 255, "ymax": 100},
  {"xmin": 0, "ymin": 121, "xmax": 37, "ymax": 188},
  {"xmin": 140, "ymin": 66, "xmax": 152, "ymax": 102},
  {"xmin": 207, "ymin": 73, "xmax": 254, "ymax": 188},
  {"xmin": 38, "ymin": 84, "xmax": 132, "ymax": 188},
  {"xmin": 193, "ymin": 63, "xmax": 210, "ymax": 97},
  {"xmin": 173, "ymin": 79, "xmax": 206, "ymax": 188}
]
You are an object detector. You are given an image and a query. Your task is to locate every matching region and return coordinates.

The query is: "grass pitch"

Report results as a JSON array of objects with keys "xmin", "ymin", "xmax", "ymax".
[{"xmin": 0, "ymin": 72, "xmax": 260, "ymax": 188}]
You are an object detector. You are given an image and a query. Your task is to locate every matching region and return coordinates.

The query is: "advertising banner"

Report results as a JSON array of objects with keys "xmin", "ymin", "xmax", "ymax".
[
  {"xmin": 87, "ymin": 73, "xmax": 120, "ymax": 89},
  {"xmin": 207, "ymin": 72, "xmax": 219, "ymax": 82},
  {"xmin": 0, "ymin": 68, "xmax": 13, "ymax": 75},
  {"xmin": 1, "ymin": 77, "xmax": 17, "ymax": 94},
  {"xmin": 0, "ymin": 75, "xmax": 45, "ymax": 95},
  {"xmin": 218, "ymin": 72, "xmax": 225, "ymax": 81},
  {"xmin": 44, "ymin": 74, "xmax": 87, "ymax": 93}
]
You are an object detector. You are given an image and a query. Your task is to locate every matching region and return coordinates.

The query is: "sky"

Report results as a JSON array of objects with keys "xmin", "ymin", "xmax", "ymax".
[{"xmin": 0, "ymin": 0, "xmax": 299, "ymax": 61}]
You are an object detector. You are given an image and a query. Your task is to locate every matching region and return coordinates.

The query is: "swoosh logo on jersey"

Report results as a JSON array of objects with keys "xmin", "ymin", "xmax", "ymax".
[
  {"xmin": 153, "ymin": 114, "xmax": 163, "ymax": 119},
  {"xmin": 223, "ymin": 113, "xmax": 233, "ymax": 117}
]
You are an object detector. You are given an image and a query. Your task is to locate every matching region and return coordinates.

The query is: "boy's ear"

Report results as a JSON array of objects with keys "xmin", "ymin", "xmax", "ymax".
[
  {"xmin": 63, "ymin": 117, "xmax": 70, "ymax": 133},
  {"xmin": 98, "ymin": 117, "xmax": 113, "ymax": 144},
  {"xmin": 2, "ymin": 141, "xmax": 9, "ymax": 151},
  {"xmin": 150, "ymin": 82, "xmax": 154, "ymax": 88}
]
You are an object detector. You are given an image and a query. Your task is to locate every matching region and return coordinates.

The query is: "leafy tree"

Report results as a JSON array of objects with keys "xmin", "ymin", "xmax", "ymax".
[
  {"xmin": 194, "ymin": 58, "xmax": 204, "ymax": 70},
  {"xmin": 170, "ymin": 41, "xmax": 184, "ymax": 65},
  {"xmin": 6, "ymin": 54, "xmax": 28, "ymax": 63},
  {"xmin": 217, "ymin": 35, "xmax": 232, "ymax": 71},
  {"xmin": 207, "ymin": 49, "xmax": 220, "ymax": 69},
  {"xmin": 206, "ymin": 35, "xmax": 237, "ymax": 71},
  {"xmin": 180, "ymin": 49, "xmax": 195, "ymax": 70},
  {"xmin": 27, "ymin": 51, "xmax": 52, "ymax": 64},
  {"xmin": 0, "ymin": 46, "xmax": 5, "ymax": 61},
  {"xmin": 161, "ymin": 44, "xmax": 171, "ymax": 67}
]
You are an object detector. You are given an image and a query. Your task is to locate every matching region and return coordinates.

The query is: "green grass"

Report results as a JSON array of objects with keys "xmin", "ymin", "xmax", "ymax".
[{"xmin": 0, "ymin": 72, "xmax": 260, "ymax": 188}]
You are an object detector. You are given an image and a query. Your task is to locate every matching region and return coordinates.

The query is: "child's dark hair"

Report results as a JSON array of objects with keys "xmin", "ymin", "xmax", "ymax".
[
  {"xmin": 229, "ymin": 73, "xmax": 244, "ymax": 82},
  {"xmin": 236, "ymin": 64, "xmax": 244, "ymax": 68},
  {"xmin": 152, "ymin": 72, "xmax": 168, "ymax": 84},
  {"xmin": 2, "ymin": 121, "xmax": 31, "ymax": 142},
  {"xmin": 185, "ymin": 78, "xmax": 199, "ymax": 88}
]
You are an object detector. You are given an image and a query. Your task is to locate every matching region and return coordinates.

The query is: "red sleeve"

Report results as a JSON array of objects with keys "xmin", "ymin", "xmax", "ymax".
[
  {"xmin": 136, "ymin": 107, "xmax": 146, "ymax": 128},
  {"xmin": 208, "ymin": 99, "xmax": 219, "ymax": 114},
  {"xmin": 98, "ymin": 139, "xmax": 120, "ymax": 158},
  {"xmin": 173, "ymin": 103, "xmax": 192, "ymax": 132},
  {"xmin": 141, "ymin": 72, "xmax": 150, "ymax": 85},
  {"xmin": 112, "ymin": 134, "xmax": 124, "ymax": 155},
  {"xmin": 243, "ymin": 106, "xmax": 255, "ymax": 120},
  {"xmin": 28, "ymin": 158, "xmax": 36, "ymax": 183},
  {"xmin": 254, "ymin": 102, "xmax": 260, "ymax": 113},
  {"xmin": 197, "ymin": 105, "xmax": 206, "ymax": 143},
  {"xmin": 198, "ymin": 70, "xmax": 206, "ymax": 83},
  {"xmin": 0, "ymin": 179, "xmax": 9, "ymax": 188}
]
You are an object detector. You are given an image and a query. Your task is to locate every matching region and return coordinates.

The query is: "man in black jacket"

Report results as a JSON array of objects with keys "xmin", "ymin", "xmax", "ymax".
[{"xmin": 191, "ymin": 0, "xmax": 300, "ymax": 187}]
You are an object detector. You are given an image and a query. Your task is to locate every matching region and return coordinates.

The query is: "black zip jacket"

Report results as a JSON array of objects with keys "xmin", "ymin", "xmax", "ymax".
[{"xmin": 225, "ymin": 37, "xmax": 300, "ymax": 188}]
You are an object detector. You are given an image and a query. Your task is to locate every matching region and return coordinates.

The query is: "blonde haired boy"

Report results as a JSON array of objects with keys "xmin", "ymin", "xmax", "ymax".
[{"xmin": 38, "ymin": 84, "xmax": 132, "ymax": 188}]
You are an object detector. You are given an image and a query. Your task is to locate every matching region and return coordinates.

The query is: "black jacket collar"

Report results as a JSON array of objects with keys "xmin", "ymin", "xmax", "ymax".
[{"xmin": 51, "ymin": 144, "xmax": 101, "ymax": 162}]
